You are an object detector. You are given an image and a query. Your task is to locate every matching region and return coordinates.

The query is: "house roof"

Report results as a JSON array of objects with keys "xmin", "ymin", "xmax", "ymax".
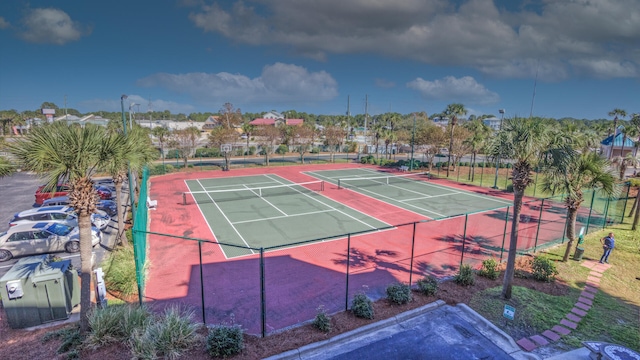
[
  {"xmin": 204, "ymin": 116, "xmax": 220, "ymax": 124},
  {"xmin": 601, "ymin": 131, "xmax": 636, "ymax": 147},
  {"xmin": 286, "ymin": 119, "xmax": 304, "ymax": 126},
  {"xmin": 250, "ymin": 118, "xmax": 276, "ymax": 125}
]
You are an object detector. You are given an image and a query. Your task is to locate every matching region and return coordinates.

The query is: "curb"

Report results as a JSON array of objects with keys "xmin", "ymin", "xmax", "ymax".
[
  {"xmin": 265, "ymin": 300, "xmax": 446, "ymax": 360},
  {"xmin": 453, "ymin": 304, "xmax": 541, "ymax": 360}
]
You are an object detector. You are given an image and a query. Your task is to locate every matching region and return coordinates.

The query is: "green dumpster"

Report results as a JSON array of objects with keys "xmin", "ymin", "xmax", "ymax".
[{"xmin": 0, "ymin": 255, "xmax": 80, "ymax": 329}]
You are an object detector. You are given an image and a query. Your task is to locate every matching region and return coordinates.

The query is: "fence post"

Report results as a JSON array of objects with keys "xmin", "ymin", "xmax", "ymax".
[
  {"xmin": 260, "ymin": 248, "xmax": 266, "ymax": 338},
  {"xmin": 584, "ymin": 190, "xmax": 596, "ymax": 234},
  {"xmin": 460, "ymin": 214, "xmax": 468, "ymax": 267},
  {"xmin": 409, "ymin": 223, "xmax": 417, "ymax": 287},
  {"xmin": 198, "ymin": 241, "xmax": 206, "ymax": 324},
  {"xmin": 500, "ymin": 207, "xmax": 510, "ymax": 262},
  {"xmin": 602, "ymin": 196, "xmax": 611, "ymax": 230},
  {"xmin": 533, "ymin": 168, "xmax": 539, "ymax": 197},
  {"xmin": 561, "ymin": 215, "xmax": 567, "ymax": 244},
  {"xmin": 345, "ymin": 234, "xmax": 351, "ymax": 311},
  {"xmin": 504, "ymin": 166, "xmax": 509, "ymax": 188},
  {"xmin": 533, "ymin": 199, "xmax": 545, "ymax": 252},
  {"xmin": 621, "ymin": 183, "xmax": 631, "ymax": 223},
  {"xmin": 479, "ymin": 162, "xmax": 484, "ymax": 187}
]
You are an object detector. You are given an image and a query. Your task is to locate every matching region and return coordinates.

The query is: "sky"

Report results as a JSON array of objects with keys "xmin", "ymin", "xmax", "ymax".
[{"xmin": 0, "ymin": 0, "xmax": 638, "ymax": 120}]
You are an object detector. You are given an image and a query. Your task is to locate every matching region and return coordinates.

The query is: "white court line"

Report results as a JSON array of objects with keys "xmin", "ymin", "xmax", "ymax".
[
  {"xmin": 341, "ymin": 183, "xmax": 446, "ymax": 217},
  {"xmin": 360, "ymin": 168, "xmax": 512, "ymax": 205},
  {"xmin": 264, "ymin": 174, "xmax": 391, "ymax": 229},
  {"xmin": 303, "ymin": 171, "xmax": 437, "ymax": 219},
  {"xmin": 232, "ymin": 209, "xmax": 336, "ymax": 225},
  {"xmin": 196, "ymin": 179, "xmax": 254, "ymax": 254},
  {"xmin": 399, "ymin": 192, "xmax": 459, "ymax": 202},
  {"xmin": 242, "ymin": 184, "xmax": 288, "ymax": 216},
  {"xmin": 201, "ymin": 180, "xmax": 277, "ymax": 191}
]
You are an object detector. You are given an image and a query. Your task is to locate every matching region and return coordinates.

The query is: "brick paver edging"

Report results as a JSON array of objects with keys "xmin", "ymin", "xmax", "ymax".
[{"xmin": 516, "ymin": 259, "xmax": 611, "ymax": 352}]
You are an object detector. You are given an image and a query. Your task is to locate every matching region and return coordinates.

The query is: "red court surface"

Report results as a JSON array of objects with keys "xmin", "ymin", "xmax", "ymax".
[{"xmin": 143, "ymin": 163, "xmax": 570, "ymax": 335}]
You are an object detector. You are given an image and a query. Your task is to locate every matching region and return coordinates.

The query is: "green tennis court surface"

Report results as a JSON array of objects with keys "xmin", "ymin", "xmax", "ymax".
[
  {"xmin": 304, "ymin": 168, "xmax": 513, "ymax": 219},
  {"xmin": 184, "ymin": 174, "xmax": 391, "ymax": 258}
]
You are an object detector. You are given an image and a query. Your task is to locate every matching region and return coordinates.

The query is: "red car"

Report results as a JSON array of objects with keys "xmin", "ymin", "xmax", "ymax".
[{"xmin": 35, "ymin": 184, "xmax": 112, "ymax": 205}]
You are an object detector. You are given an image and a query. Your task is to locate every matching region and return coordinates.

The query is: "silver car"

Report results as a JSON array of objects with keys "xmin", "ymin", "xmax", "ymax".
[
  {"xmin": 0, "ymin": 222, "xmax": 101, "ymax": 262},
  {"xmin": 10, "ymin": 205, "xmax": 111, "ymax": 230}
]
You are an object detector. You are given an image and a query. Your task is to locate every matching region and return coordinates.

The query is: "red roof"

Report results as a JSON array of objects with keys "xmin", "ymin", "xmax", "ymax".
[
  {"xmin": 286, "ymin": 119, "xmax": 304, "ymax": 126},
  {"xmin": 249, "ymin": 118, "xmax": 276, "ymax": 125}
]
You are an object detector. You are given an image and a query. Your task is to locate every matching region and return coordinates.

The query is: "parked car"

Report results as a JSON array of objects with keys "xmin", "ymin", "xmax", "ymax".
[
  {"xmin": 42, "ymin": 197, "xmax": 118, "ymax": 217},
  {"xmin": 35, "ymin": 184, "xmax": 112, "ymax": 205},
  {"xmin": 0, "ymin": 222, "xmax": 101, "ymax": 261},
  {"xmin": 10, "ymin": 206, "xmax": 111, "ymax": 230}
]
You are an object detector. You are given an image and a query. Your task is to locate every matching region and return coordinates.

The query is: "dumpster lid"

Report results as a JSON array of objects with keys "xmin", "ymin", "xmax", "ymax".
[
  {"xmin": 32, "ymin": 260, "xmax": 72, "ymax": 284},
  {"xmin": 0, "ymin": 255, "xmax": 49, "ymax": 283}
]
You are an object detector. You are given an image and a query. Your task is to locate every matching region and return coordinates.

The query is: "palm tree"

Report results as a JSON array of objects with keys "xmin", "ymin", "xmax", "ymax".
[
  {"xmin": 607, "ymin": 108, "xmax": 627, "ymax": 159},
  {"xmin": 443, "ymin": 104, "xmax": 467, "ymax": 177},
  {"xmin": 0, "ymin": 156, "xmax": 13, "ymax": 177},
  {"xmin": 620, "ymin": 125, "xmax": 638, "ymax": 158},
  {"xmin": 7, "ymin": 122, "xmax": 125, "ymax": 333},
  {"xmin": 241, "ymin": 122, "xmax": 256, "ymax": 151},
  {"xmin": 542, "ymin": 152, "xmax": 615, "ymax": 262},
  {"xmin": 497, "ymin": 117, "xmax": 571, "ymax": 299}
]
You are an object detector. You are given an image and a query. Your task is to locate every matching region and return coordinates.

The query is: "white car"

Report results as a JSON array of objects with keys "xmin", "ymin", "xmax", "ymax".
[
  {"xmin": 10, "ymin": 205, "xmax": 111, "ymax": 230},
  {"xmin": 0, "ymin": 222, "xmax": 101, "ymax": 262}
]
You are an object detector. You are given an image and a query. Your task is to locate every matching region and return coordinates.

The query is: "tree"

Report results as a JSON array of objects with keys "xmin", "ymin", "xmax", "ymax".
[
  {"xmin": 0, "ymin": 156, "xmax": 13, "ymax": 177},
  {"xmin": 415, "ymin": 122, "xmax": 447, "ymax": 172},
  {"xmin": 151, "ymin": 126, "xmax": 170, "ymax": 166},
  {"xmin": 612, "ymin": 154, "xmax": 638, "ymax": 180},
  {"xmin": 291, "ymin": 125, "xmax": 315, "ymax": 164},
  {"xmin": 241, "ymin": 122, "xmax": 256, "ymax": 150},
  {"xmin": 463, "ymin": 119, "xmax": 491, "ymax": 181},
  {"xmin": 542, "ymin": 152, "xmax": 615, "ymax": 262},
  {"xmin": 255, "ymin": 126, "xmax": 282, "ymax": 166},
  {"xmin": 208, "ymin": 126, "xmax": 238, "ymax": 170},
  {"xmin": 443, "ymin": 104, "xmax": 467, "ymax": 176},
  {"xmin": 497, "ymin": 117, "xmax": 570, "ymax": 299},
  {"xmin": 619, "ymin": 124, "xmax": 638, "ymax": 158},
  {"xmin": 450, "ymin": 127, "xmax": 472, "ymax": 170},
  {"xmin": 220, "ymin": 103, "xmax": 242, "ymax": 128},
  {"xmin": 324, "ymin": 125, "xmax": 346, "ymax": 162},
  {"xmin": 607, "ymin": 108, "xmax": 627, "ymax": 159},
  {"xmin": 7, "ymin": 122, "xmax": 125, "ymax": 333},
  {"xmin": 172, "ymin": 127, "xmax": 202, "ymax": 168}
]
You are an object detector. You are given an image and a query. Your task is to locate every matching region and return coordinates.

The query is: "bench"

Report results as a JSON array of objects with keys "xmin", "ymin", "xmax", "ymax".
[
  {"xmin": 399, "ymin": 165, "xmax": 409, "ymax": 172},
  {"xmin": 146, "ymin": 196, "xmax": 157, "ymax": 210}
]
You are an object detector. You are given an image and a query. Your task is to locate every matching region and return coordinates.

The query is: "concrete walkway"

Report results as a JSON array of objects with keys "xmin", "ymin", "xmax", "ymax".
[{"xmin": 515, "ymin": 259, "xmax": 611, "ymax": 353}]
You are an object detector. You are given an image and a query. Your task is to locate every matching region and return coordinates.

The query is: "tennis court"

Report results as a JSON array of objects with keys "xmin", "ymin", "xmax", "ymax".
[
  {"xmin": 304, "ymin": 168, "xmax": 513, "ymax": 219},
  {"xmin": 184, "ymin": 173, "xmax": 391, "ymax": 258}
]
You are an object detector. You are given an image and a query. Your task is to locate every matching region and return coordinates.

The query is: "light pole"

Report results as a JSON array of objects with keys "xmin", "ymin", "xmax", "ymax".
[
  {"xmin": 129, "ymin": 102, "xmax": 139, "ymax": 130},
  {"xmin": 120, "ymin": 95, "xmax": 136, "ymax": 223},
  {"xmin": 410, "ymin": 113, "xmax": 416, "ymax": 171},
  {"xmin": 492, "ymin": 109, "xmax": 506, "ymax": 189}
]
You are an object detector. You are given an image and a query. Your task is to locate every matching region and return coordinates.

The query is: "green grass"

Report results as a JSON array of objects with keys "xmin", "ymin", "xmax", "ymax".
[{"xmin": 469, "ymin": 224, "xmax": 640, "ymax": 351}]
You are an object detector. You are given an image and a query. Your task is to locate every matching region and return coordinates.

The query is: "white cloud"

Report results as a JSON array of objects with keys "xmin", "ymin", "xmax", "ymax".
[
  {"xmin": 0, "ymin": 17, "xmax": 10, "ymax": 29},
  {"xmin": 136, "ymin": 63, "xmax": 338, "ymax": 105},
  {"xmin": 407, "ymin": 76, "xmax": 500, "ymax": 104},
  {"xmin": 188, "ymin": 0, "xmax": 640, "ymax": 80},
  {"xmin": 19, "ymin": 8, "xmax": 90, "ymax": 45},
  {"xmin": 78, "ymin": 96, "xmax": 196, "ymax": 115}
]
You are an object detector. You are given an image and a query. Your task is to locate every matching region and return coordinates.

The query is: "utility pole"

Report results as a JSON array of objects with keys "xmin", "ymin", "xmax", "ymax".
[{"xmin": 64, "ymin": 95, "xmax": 68, "ymax": 117}]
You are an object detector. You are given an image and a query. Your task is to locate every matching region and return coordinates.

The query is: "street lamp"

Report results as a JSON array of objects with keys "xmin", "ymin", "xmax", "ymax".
[
  {"xmin": 129, "ymin": 102, "xmax": 139, "ymax": 130},
  {"xmin": 120, "ymin": 94, "xmax": 136, "ymax": 223},
  {"xmin": 492, "ymin": 109, "xmax": 506, "ymax": 189}
]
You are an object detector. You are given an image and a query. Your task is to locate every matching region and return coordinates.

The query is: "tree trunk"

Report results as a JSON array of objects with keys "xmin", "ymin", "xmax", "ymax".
[
  {"xmin": 224, "ymin": 153, "xmax": 230, "ymax": 171},
  {"xmin": 447, "ymin": 125, "xmax": 455, "ymax": 177},
  {"xmin": 78, "ymin": 213, "xmax": 93, "ymax": 333},
  {"xmin": 633, "ymin": 190, "xmax": 640, "ymax": 230},
  {"xmin": 562, "ymin": 207, "xmax": 579, "ymax": 262},
  {"xmin": 502, "ymin": 189, "xmax": 523, "ymax": 300},
  {"xmin": 628, "ymin": 192, "xmax": 637, "ymax": 217},
  {"xmin": 183, "ymin": 156, "xmax": 188, "ymax": 169},
  {"xmin": 265, "ymin": 152, "xmax": 270, "ymax": 166},
  {"xmin": 114, "ymin": 178, "xmax": 127, "ymax": 246}
]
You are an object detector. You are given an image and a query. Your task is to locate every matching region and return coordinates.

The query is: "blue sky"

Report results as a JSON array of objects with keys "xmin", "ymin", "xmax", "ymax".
[{"xmin": 1, "ymin": 0, "xmax": 638, "ymax": 119}]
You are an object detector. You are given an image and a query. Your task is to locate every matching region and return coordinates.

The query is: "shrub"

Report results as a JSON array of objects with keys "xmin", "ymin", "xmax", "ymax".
[
  {"xmin": 275, "ymin": 144, "xmax": 288, "ymax": 154},
  {"xmin": 130, "ymin": 307, "xmax": 200, "ymax": 360},
  {"xmin": 532, "ymin": 256, "xmax": 558, "ymax": 282},
  {"xmin": 206, "ymin": 324, "xmax": 244, "ymax": 358},
  {"xmin": 312, "ymin": 306, "xmax": 331, "ymax": 333},
  {"xmin": 351, "ymin": 293, "xmax": 374, "ymax": 319},
  {"xmin": 87, "ymin": 305, "xmax": 153, "ymax": 347},
  {"xmin": 103, "ymin": 244, "xmax": 140, "ymax": 299},
  {"xmin": 311, "ymin": 147, "xmax": 320, "ymax": 154},
  {"xmin": 506, "ymin": 184, "xmax": 514, "ymax": 192},
  {"xmin": 247, "ymin": 146, "xmax": 256, "ymax": 155},
  {"xmin": 417, "ymin": 275, "xmax": 439, "ymax": 296},
  {"xmin": 386, "ymin": 283, "xmax": 412, "ymax": 305},
  {"xmin": 477, "ymin": 258, "xmax": 500, "ymax": 280},
  {"xmin": 454, "ymin": 264, "xmax": 476, "ymax": 286},
  {"xmin": 42, "ymin": 326, "xmax": 82, "ymax": 355}
]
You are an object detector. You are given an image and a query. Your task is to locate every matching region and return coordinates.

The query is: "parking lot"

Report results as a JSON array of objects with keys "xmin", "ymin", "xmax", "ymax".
[{"xmin": 0, "ymin": 172, "xmax": 118, "ymax": 278}]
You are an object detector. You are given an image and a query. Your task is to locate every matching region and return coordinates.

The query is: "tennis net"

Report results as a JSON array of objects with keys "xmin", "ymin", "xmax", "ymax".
[
  {"xmin": 337, "ymin": 172, "xmax": 429, "ymax": 190},
  {"xmin": 183, "ymin": 180, "xmax": 325, "ymax": 205}
]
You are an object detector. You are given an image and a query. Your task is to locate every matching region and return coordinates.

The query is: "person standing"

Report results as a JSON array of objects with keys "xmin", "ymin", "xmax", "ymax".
[{"xmin": 599, "ymin": 232, "xmax": 615, "ymax": 264}]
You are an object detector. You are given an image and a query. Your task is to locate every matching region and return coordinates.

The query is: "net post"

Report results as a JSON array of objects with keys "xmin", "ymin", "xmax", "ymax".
[
  {"xmin": 321, "ymin": 181, "xmax": 325, "ymax": 191},
  {"xmin": 183, "ymin": 192, "xmax": 187, "ymax": 205},
  {"xmin": 338, "ymin": 179, "xmax": 342, "ymax": 190}
]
